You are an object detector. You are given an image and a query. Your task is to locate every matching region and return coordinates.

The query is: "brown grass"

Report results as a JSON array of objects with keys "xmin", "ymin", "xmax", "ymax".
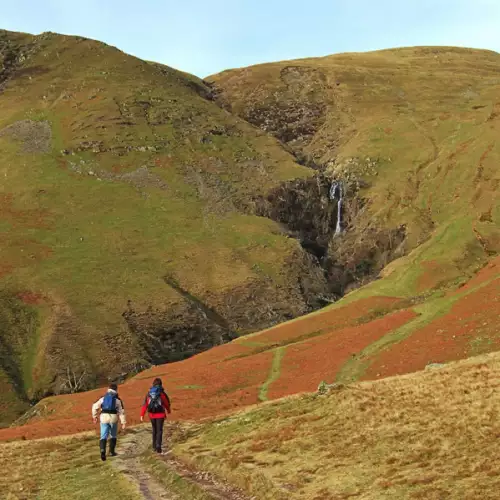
[
  {"xmin": 172, "ymin": 351, "xmax": 500, "ymax": 499},
  {"xmin": 0, "ymin": 432, "xmax": 140, "ymax": 499}
]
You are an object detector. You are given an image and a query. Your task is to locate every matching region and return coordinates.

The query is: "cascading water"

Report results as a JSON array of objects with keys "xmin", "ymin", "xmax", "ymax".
[{"xmin": 329, "ymin": 181, "xmax": 344, "ymax": 235}]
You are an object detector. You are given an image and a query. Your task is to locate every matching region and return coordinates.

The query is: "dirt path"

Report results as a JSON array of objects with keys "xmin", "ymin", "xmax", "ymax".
[
  {"xmin": 158, "ymin": 453, "xmax": 252, "ymax": 500},
  {"xmin": 111, "ymin": 428, "xmax": 176, "ymax": 500},
  {"xmin": 111, "ymin": 426, "xmax": 252, "ymax": 500}
]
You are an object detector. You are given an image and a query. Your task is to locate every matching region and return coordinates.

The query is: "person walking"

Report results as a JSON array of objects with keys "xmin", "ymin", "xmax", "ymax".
[
  {"xmin": 140, "ymin": 378, "xmax": 171, "ymax": 453},
  {"xmin": 92, "ymin": 383, "xmax": 126, "ymax": 461}
]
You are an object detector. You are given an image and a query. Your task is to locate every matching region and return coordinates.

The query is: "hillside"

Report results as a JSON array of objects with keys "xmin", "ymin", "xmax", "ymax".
[
  {"xmin": 0, "ymin": 29, "xmax": 324, "ymax": 425},
  {"xmin": 2, "ymin": 349, "xmax": 499, "ymax": 499},
  {"xmin": 209, "ymin": 46, "xmax": 500, "ymax": 294},
  {"xmin": 0, "ymin": 255, "xmax": 498, "ymax": 442},
  {"xmin": 2, "ymin": 33, "xmax": 500, "ymax": 431},
  {"xmin": 171, "ymin": 350, "xmax": 500, "ymax": 500}
]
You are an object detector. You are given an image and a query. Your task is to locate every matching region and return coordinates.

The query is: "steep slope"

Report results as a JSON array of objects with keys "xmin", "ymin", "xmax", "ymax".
[
  {"xmin": 209, "ymin": 46, "xmax": 500, "ymax": 295},
  {"xmin": 0, "ymin": 29, "xmax": 329, "ymax": 424}
]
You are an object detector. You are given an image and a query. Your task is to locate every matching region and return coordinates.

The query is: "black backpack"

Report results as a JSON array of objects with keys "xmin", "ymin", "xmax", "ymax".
[{"xmin": 147, "ymin": 386, "xmax": 164, "ymax": 413}]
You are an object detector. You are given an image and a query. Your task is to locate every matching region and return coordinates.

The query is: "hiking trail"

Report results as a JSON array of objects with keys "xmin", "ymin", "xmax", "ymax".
[
  {"xmin": 111, "ymin": 428, "xmax": 174, "ymax": 500},
  {"xmin": 111, "ymin": 426, "xmax": 252, "ymax": 500}
]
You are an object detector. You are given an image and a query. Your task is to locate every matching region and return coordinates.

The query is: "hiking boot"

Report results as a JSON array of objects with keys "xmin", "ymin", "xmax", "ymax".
[
  {"xmin": 156, "ymin": 447, "xmax": 162, "ymax": 454},
  {"xmin": 99, "ymin": 439, "xmax": 107, "ymax": 461},
  {"xmin": 109, "ymin": 438, "xmax": 117, "ymax": 457}
]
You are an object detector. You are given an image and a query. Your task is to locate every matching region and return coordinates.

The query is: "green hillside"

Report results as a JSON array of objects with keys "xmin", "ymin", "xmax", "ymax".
[
  {"xmin": 209, "ymin": 46, "xmax": 500, "ymax": 295},
  {"xmin": 0, "ymin": 30, "xmax": 320, "ymax": 424}
]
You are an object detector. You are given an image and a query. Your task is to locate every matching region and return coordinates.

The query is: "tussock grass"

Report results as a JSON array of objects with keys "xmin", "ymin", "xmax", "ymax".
[
  {"xmin": 173, "ymin": 351, "xmax": 500, "ymax": 499},
  {"xmin": 0, "ymin": 433, "xmax": 140, "ymax": 499}
]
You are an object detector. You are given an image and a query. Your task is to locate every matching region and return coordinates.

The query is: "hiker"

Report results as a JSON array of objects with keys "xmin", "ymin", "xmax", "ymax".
[
  {"xmin": 140, "ymin": 377, "xmax": 171, "ymax": 453},
  {"xmin": 91, "ymin": 383, "xmax": 126, "ymax": 461}
]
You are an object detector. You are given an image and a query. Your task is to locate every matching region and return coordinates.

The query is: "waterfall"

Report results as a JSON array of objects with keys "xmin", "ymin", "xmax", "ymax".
[{"xmin": 329, "ymin": 181, "xmax": 344, "ymax": 235}]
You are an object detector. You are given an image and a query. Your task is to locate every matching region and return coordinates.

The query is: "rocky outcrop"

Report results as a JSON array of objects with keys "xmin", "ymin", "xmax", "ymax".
[
  {"xmin": 211, "ymin": 65, "xmax": 329, "ymax": 154},
  {"xmin": 254, "ymin": 174, "xmax": 407, "ymax": 298},
  {"xmin": 123, "ymin": 251, "xmax": 331, "ymax": 367},
  {"xmin": 122, "ymin": 300, "xmax": 234, "ymax": 365},
  {"xmin": 0, "ymin": 31, "xmax": 39, "ymax": 93},
  {"xmin": 326, "ymin": 223, "xmax": 407, "ymax": 296},
  {"xmin": 255, "ymin": 175, "xmax": 337, "ymax": 261}
]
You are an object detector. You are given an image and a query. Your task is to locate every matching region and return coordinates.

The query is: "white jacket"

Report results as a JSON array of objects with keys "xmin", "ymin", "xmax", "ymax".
[{"xmin": 92, "ymin": 389, "xmax": 126, "ymax": 425}]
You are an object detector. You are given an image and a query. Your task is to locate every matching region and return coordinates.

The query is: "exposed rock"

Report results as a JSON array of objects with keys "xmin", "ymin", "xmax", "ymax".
[
  {"xmin": 123, "ymin": 300, "xmax": 235, "ymax": 364},
  {"xmin": 425, "ymin": 362, "xmax": 446, "ymax": 370},
  {"xmin": 255, "ymin": 173, "xmax": 407, "ymax": 298},
  {"xmin": 101, "ymin": 165, "xmax": 168, "ymax": 191},
  {"xmin": 326, "ymin": 223, "xmax": 407, "ymax": 296},
  {"xmin": 123, "ymin": 252, "xmax": 332, "ymax": 367},
  {"xmin": 212, "ymin": 65, "xmax": 328, "ymax": 153},
  {"xmin": 0, "ymin": 120, "xmax": 52, "ymax": 153},
  {"xmin": 255, "ymin": 175, "xmax": 337, "ymax": 261},
  {"xmin": 317, "ymin": 381, "xmax": 346, "ymax": 394}
]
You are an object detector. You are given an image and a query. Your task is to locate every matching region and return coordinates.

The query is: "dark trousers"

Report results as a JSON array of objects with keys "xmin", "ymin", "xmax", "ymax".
[{"xmin": 151, "ymin": 418, "xmax": 165, "ymax": 452}]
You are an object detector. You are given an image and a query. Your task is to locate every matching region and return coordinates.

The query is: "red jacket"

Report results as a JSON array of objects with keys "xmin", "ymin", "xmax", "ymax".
[{"xmin": 140, "ymin": 390, "xmax": 171, "ymax": 419}]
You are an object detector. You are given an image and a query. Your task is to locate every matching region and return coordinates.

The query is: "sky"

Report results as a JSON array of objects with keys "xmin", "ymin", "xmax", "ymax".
[{"xmin": 2, "ymin": 0, "xmax": 500, "ymax": 77}]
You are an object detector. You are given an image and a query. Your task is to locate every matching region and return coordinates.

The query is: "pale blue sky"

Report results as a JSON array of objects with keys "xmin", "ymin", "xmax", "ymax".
[{"xmin": 2, "ymin": 0, "xmax": 500, "ymax": 77}]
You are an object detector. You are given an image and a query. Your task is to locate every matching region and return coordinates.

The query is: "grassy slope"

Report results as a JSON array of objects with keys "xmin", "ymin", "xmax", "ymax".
[
  {"xmin": 0, "ymin": 29, "xmax": 313, "ymax": 420},
  {"xmin": 0, "ymin": 433, "xmax": 140, "ymax": 499},
  {"xmin": 172, "ymin": 351, "xmax": 500, "ymax": 500},
  {"xmin": 0, "ymin": 255, "xmax": 498, "ymax": 442},
  {"xmin": 3, "ymin": 350, "xmax": 500, "ymax": 499}
]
